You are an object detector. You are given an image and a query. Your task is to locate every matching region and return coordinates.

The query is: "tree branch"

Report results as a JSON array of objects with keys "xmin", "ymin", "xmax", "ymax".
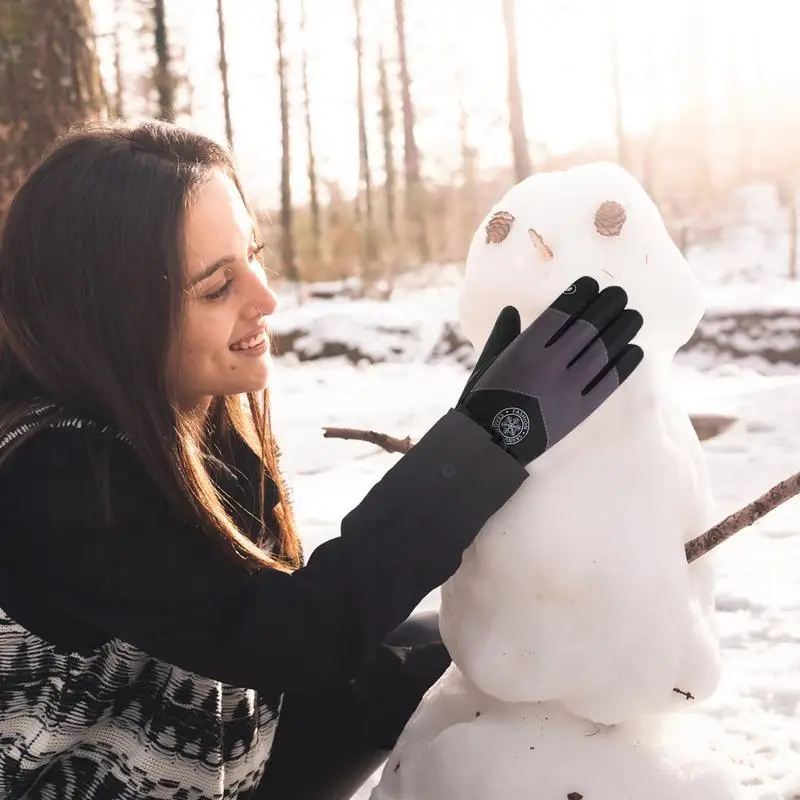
[
  {"xmin": 322, "ymin": 426, "xmax": 413, "ymax": 454},
  {"xmin": 684, "ymin": 468, "xmax": 800, "ymax": 562},
  {"xmin": 322, "ymin": 421, "xmax": 799, "ymax": 562}
]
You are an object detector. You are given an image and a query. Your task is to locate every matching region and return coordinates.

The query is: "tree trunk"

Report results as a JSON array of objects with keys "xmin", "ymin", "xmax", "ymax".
[
  {"xmin": 606, "ymin": 0, "xmax": 630, "ymax": 171},
  {"xmin": 275, "ymin": 0, "xmax": 300, "ymax": 288},
  {"xmin": 299, "ymin": 0, "xmax": 321, "ymax": 265},
  {"xmin": 640, "ymin": 20, "xmax": 660, "ymax": 197},
  {"xmin": 457, "ymin": 68, "xmax": 479, "ymax": 251},
  {"xmin": 112, "ymin": 0, "xmax": 125, "ymax": 118},
  {"xmin": 394, "ymin": 0, "xmax": 428, "ymax": 263},
  {"xmin": 0, "ymin": 0, "xmax": 105, "ymax": 216},
  {"xmin": 788, "ymin": 188, "xmax": 798, "ymax": 280},
  {"xmin": 378, "ymin": 42, "xmax": 397, "ymax": 296},
  {"xmin": 354, "ymin": 0, "xmax": 376, "ymax": 286},
  {"xmin": 152, "ymin": 0, "xmax": 174, "ymax": 121},
  {"xmin": 685, "ymin": 1, "xmax": 712, "ymax": 193},
  {"xmin": 501, "ymin": 0, "xmax": 531, "ymax": 182},
  {"xmin": 216, "ymin": 0, "xmax": 233, "ymax": 151},
  {"xmin": 726, "ymin": 23, "xmax": 753, "ymax": 186}
]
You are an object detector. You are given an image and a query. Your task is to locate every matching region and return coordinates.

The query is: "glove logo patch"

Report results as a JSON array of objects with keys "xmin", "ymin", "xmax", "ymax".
[{"xmin": 491, "ymin": 407, "xmax": 530, "ymax": 446}]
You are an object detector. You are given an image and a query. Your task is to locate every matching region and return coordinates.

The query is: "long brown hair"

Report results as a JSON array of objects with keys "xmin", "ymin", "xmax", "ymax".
[{"xmin": 0, "ymin": 119, "xmax": 301, "ymax": 571}]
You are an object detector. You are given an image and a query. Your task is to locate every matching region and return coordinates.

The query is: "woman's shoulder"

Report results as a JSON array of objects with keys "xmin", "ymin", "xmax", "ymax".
[
  {"xmin": 0, "ymin": 404, "xmax": 161, "ymax": 529},
  {"xmin": 0, "ymin": 404, "xmax": 134, "ymax": 474}
]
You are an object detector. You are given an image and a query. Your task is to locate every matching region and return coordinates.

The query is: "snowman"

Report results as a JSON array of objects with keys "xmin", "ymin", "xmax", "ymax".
[{"xmin": 371, "ymin": 162, "xmax": 741, "ymax": 800}]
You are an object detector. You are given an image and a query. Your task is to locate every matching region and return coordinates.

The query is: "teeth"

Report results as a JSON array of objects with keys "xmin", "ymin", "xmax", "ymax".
[{"xmin": 232, "ymin": 331, "xmax": 265, "ymax": 351}]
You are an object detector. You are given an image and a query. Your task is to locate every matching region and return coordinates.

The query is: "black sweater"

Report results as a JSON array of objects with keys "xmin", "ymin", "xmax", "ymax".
[{"xmin": 0, "ymin": 407, "xmax": 526, "ymax": 799}]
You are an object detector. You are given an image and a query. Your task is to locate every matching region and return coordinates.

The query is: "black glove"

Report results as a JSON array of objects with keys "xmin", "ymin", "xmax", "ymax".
[{"xmin": 457, "ymin": 276, "xmax": 643, "ymax": 466}]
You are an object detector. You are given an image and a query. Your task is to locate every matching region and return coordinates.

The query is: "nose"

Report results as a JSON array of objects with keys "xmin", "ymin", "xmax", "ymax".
[{"xmin": 244, "ymin": 268, "xmax": 279, "ymax": 318}]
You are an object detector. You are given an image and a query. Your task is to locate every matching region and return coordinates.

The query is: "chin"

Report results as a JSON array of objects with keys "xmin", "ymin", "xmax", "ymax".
[
  {"xmin": 214, "ymin": 355, "xmax": 272, "ymax": 398},
  {"xmin": 242, "ymin": 357, "xmax": 272, "ymax": 393}
]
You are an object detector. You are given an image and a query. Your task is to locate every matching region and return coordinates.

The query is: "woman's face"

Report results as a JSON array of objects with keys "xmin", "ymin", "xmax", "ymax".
[{"xmin": 172, "ymin": 168, "xmax": 279, "ymax": 412}]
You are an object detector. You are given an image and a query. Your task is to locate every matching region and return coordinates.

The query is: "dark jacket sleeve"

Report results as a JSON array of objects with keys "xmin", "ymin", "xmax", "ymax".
[{"xmin": 0, "ymin": 409, "xmax": 526, "ymax": 694}]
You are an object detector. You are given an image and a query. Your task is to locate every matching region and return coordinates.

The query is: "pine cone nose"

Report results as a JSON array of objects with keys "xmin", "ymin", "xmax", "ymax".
[{"xmin": 594, "ymin": 201, "xmax": 626, "ymax": 237}]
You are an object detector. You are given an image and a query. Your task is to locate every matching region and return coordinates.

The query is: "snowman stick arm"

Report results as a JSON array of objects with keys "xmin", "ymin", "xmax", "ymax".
[
  {"xmin": 321, "ymin": 426, "xmax": 414, "ymax": 454},
  {"xmin": 685, "ymin": 468, "xmax": 800, "ymax": 562}
]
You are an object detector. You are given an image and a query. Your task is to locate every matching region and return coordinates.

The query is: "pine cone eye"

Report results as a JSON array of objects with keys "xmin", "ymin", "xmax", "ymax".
[
  {"xmin": 485, "ymin": 211, "xmax": 515, "ymax": 244},
  {"xmin": 594, "ymin": 201, "xmax": 627, "ymax": 237}
]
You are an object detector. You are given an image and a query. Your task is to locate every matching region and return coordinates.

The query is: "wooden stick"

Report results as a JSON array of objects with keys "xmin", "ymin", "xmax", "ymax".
[
  {"xmin": 684, "ymin": 467, "xmax": 800, "ymax": 562},
  {"xmin": 322, "ymin": 426, "xmax": 413, "ymax": 454},
  {"xmin": 323, "ymin": 424, "xmax": 800, "ymax": 563}
]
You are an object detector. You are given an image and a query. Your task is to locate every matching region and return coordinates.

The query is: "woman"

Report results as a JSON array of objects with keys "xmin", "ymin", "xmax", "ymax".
[{"xmin": 0, "ymin": 120, "xmax": 643, "ymax": 800}]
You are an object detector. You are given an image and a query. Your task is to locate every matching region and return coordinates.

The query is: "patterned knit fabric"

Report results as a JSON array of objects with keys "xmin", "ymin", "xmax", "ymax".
[{"xmin": 0, "ymin": 409, "xmax": 281, "ymax": 799}]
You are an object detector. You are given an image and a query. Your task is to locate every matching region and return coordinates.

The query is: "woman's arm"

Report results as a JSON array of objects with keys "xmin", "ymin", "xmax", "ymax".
[{"xmin": 1, "ymin": 409, "xmax": 525, "ymax": 693}]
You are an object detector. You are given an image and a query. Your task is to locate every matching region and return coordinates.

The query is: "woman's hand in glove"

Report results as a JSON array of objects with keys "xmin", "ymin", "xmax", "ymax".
[{"xmin": 456, "ymin": 276, "xmax": 644, "ymax": 466}]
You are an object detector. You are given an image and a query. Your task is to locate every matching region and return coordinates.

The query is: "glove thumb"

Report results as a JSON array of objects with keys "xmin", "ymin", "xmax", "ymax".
[{"xmin": 457, "ymin": 306, "xmax": 521, "ymax": 406}]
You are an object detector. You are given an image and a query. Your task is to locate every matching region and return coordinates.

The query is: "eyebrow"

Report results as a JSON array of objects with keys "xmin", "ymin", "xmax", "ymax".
[{"xmin": 187, "ymin": 255, "xmax": 236, "ymax": 287}]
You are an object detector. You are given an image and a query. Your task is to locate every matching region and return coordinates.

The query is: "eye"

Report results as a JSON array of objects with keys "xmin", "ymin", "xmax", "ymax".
[{"xmin": 204, "ymin": 279, "xmax": 233, "ymax": 300}]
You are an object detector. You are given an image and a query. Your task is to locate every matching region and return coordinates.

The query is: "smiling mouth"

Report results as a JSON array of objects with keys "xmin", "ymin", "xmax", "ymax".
[
  {"xmin": 230, "ymin": 330, "xmax": 267, "ymax": 351},
  {"xmin": 601, "ymin": 269, "xmax": 615, "ymax": 279}
]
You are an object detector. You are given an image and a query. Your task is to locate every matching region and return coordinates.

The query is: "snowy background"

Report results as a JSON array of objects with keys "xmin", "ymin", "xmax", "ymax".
[{"xmin": 268, "ymin": 186, "xmax": 800, "ymax": 799}]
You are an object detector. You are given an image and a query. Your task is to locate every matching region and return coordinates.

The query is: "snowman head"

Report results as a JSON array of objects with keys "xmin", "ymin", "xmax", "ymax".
[{"xmin": 458, "ymin": 162, "xmax": 704, "ymax": 362}]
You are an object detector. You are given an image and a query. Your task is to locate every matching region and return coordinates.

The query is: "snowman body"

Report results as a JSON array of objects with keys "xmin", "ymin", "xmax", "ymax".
[
  {"xmin": 371, "ymin": 666, "xmax": 739, "ymax": 800},
  {"xmin": 371, "ymin": 163, "xmax": 740, "ymax": 800}
]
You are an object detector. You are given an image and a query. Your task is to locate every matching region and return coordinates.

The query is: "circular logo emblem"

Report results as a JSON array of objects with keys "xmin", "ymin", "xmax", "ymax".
[
  {"xmin": 491, "ymin": 407, "xmax": 530, "ymax": 446},
  {"xmin": 563, "ymin": 284, "xmax": 577, "ymax": 295}
]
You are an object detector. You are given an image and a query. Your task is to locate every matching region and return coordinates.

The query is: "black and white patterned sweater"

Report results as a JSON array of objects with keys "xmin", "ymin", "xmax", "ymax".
[{"xmin": 0, "ymin": 407, "xmax": 527, "ymax": 799}]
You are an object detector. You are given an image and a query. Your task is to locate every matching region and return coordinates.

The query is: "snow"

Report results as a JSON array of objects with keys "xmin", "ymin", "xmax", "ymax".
[
  {"xmin": 268, "ymin": 357, "xmax": 800, "ymax": 800},
  {"xmin": 370, "ymin": 671, "xmax": 742, "ymax": 800},
  {"xmin": 269, "ymin": 278, "xmax": 460, "ymax": 365}
]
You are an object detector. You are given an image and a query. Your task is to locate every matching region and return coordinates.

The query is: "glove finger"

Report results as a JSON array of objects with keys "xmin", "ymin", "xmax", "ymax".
[
  {"xmin": 480, "ymin": 306, "xmax": 522, "ymax": 365},
  {"xmin": 458, "ymin": 306, "xmax": 521, "ymax": 404},
  {"xmin": 581, "ymin": 343, "xmax": 644, "ymax": 399},
  {"xmin": 567, "ymin": 308, "xmax": 643, "ymax": 373},
  {"xmin": 519, "ymin": 276, "xmax": 600, "ymax": 348},
  {"xmin": 575, "ymin": 285, "xmax": 631, "ymax": 340},
  {"xmin": 547, "ymin": 285, "xmax": 631, "ymax": 360}
]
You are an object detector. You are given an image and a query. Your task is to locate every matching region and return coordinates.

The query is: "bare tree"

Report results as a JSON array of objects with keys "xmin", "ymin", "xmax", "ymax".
[
  {"xmin": 0, "ymin": 0, "xmax": 106, "ymax": 216},
  {"xmin": 176, "ymin": 41, "xmax": 194, "ymax": 118},
  {"xmin": 725, "ymin": 24, "xmax": 754, "ymax": 187},
  {"xmin": 111, "ymin": 0, "xmax": 125, "ymax": 117},
  {"xmin": 152, "ymin": 0, "xmax": 174, "ymax": 121},
  {"xmin": 354, "ymin": 0, "xmax": 377, "ymax": 284},
  {"xmin": 378, "ymin": 45, "xmax": 397, "ymax": 248},
  {"xmin": 606, "ymin": 0, "xmax": 630, "ymax": 171},
  {"xmin": 299, "ymin": 0, "xmax": 322, "ymax": 264},
  {"xmin": 275, "ymin": 0, "xmax": 300, "ymax": 286},
  {"xmin": 684, "ymin": 1, "xmax": 712, "ymax": 192},
  {"xmin": 378, "ymin": 42, "xmax": 398, "ymax": 294},
  {"xmin": 216, "ymin": 0, "xmax": 233, "ymax": 150},
  {"xmin": 778, "ymin": 181, "xmax": 798, "ymax": 280},
  {"xmin": 790, "ymin": 192, "xmax": 798, "ymax": 281},
  {"xmin": 394, "ymin": 0, "xmax": 428, "ymax": 263},
  {"xmin": 501, "ymin": 0, "xmax": 531, "ymax": 181},
  {"xmin": 639, "ymin": 19, "xmax": 661, "ymax": 196},
  {"xmin": 456, "ymin": 68, "xmax": 479, "ymax": 244}
]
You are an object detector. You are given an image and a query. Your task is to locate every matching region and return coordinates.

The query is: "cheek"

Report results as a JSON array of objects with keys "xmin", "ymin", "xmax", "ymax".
[{"xmin": 177, "ymin": 313, "xmax": 231, "ymax": 371}]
